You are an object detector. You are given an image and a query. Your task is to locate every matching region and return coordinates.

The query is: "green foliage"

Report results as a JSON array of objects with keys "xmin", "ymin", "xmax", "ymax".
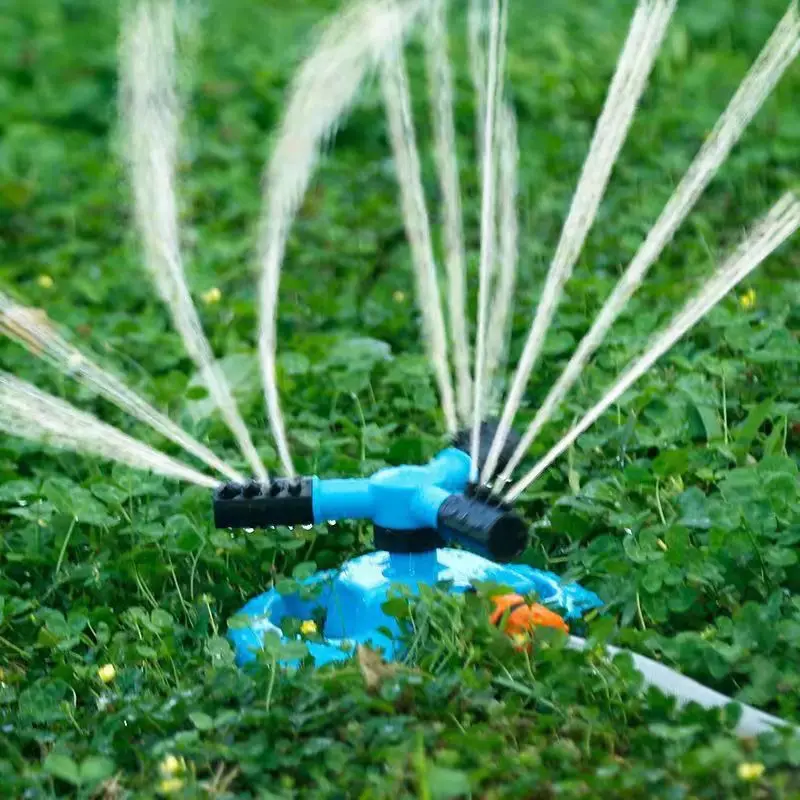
[{"xmin": 2, "ymin": 0, "xmax": 800, "ymax": 796}]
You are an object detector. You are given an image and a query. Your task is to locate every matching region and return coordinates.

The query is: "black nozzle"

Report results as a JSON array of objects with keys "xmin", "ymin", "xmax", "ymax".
[
  {"xmin": 436, "ymin": 492, "xmax": 529, "ymax": 562},
  {"xmin": 213, "ymin": 478, "xmax": 314, "ymax": 529},
  {"xmin": 452, "ymin": 419, "xmax": 523, "ymax": 480}
]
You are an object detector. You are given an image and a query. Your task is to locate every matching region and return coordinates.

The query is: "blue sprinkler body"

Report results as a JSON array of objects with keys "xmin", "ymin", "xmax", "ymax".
[
  {"xmin": 213, "ymin": 423, "xmax": 603, "ymax": 667},
  {"xmin": 313, "ymin": 447, "xmax": 470, "ymax": 536}
]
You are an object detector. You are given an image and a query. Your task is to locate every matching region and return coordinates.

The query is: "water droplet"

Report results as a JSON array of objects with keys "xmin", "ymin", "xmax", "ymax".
[
  {"xmin": 302, "ymin": 524, "xmax": 313, "ymax": 531},
  {"xmin": 244, "ymin": 527, "xmax": 254, "ymax": 533},
  {"xmin": 327, "ymin": 520, "xmax": 337, "ymax": 526}
]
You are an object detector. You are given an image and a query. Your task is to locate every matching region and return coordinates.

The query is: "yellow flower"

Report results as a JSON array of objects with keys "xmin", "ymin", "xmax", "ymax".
[
  {"xmin": 37, "ymin": 274, "xmax": 54, "ymax": 289},
  {"xmin": 739, "ymin": 288, "xmax": 756, "ymax": 310},
  {"xmin": 393, "ymin": 290, "xmax": 406, "ymax": 303},
  {"xmin": 159, "ymin": 755, "xmax": 186, "ymax": 778},
  {"xmin": 737, "ymin": 762, "xmax": 765, "ymax": 781},
  {"xmin": 202, "ymin": 287, "xmax": 222, "ymax": 305},
  {"xmin": 97, "ymin": 663, "xmax": 117, "ymax": 684},
  {"xmin": 300, "ymin": 620, "xmax": 318, "ymax": 635},
  {"xmin": 158, "ymin": 777, "xmax": 185, "ymax": 795}
]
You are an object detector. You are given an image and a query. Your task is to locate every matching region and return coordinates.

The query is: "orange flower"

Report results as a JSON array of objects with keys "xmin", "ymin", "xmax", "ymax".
[{"xmin": 489, "ymin": 593, "xmax": 569, "ymax": 641}]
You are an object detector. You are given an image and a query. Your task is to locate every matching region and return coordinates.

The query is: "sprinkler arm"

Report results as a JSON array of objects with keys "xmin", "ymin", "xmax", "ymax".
[{"xmin": 213, "ymin": 422, "xmax": 529, "ymax": 562}]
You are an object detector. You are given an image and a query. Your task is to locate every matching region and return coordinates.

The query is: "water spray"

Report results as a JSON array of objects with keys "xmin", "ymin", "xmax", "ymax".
[{"xmin": 0, "ymin": 372, "xmax": 217, "ymax": 488}]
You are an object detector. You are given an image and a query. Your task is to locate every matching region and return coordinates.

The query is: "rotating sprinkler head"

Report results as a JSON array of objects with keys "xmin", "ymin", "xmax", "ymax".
[{"xmin": 213, "ymin": 419, "xmax": 528, "ymax": 561}]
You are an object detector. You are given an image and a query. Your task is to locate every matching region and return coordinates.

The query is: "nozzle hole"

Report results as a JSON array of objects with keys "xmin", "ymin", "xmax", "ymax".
[
  {"xmin": 242, "ymin": 480, "xmax": 262, "ymax": 499},
  {"xmin": 218, "ymin": 482, "xmax": 242, "ymax": 500}
]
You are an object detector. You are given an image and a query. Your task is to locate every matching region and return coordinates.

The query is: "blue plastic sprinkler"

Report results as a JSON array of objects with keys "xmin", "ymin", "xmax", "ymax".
[{"xmin": 213, "ymin": 421, "xmax": 603, "ymax": 667}]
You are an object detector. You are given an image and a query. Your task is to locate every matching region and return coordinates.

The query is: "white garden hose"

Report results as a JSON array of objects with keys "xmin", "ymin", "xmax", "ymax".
[{"xmin": 568, "ymin": 636, "xmax": 797, "ymax": 738}]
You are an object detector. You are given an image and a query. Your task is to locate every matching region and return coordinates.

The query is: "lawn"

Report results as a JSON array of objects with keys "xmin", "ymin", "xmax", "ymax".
[{"xmin": 2, "ymin": 0, "xmax": 800, "ymax": 797}]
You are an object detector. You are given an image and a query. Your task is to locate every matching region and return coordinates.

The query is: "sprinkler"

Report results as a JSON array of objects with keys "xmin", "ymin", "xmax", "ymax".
[{"xmin": 213, "ymin": 421, "xmax": 603, "ymax": 666}]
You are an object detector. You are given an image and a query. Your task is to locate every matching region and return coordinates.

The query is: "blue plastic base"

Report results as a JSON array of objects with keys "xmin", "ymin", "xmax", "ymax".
[{"xmin": 229, "ymin": 548, "xmax": 603, "ymax": 667}]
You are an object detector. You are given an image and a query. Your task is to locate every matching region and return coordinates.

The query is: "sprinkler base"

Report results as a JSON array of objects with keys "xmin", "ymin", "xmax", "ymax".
[{"xmin": 229, "ymin": 547, "xmax": 602, "ymax": 667}]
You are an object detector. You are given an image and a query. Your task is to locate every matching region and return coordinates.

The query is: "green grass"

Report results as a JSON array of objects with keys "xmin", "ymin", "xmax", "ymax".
[{"xmin": 2, "ymin": 0, "xmax": 800, "ymax": 796}]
